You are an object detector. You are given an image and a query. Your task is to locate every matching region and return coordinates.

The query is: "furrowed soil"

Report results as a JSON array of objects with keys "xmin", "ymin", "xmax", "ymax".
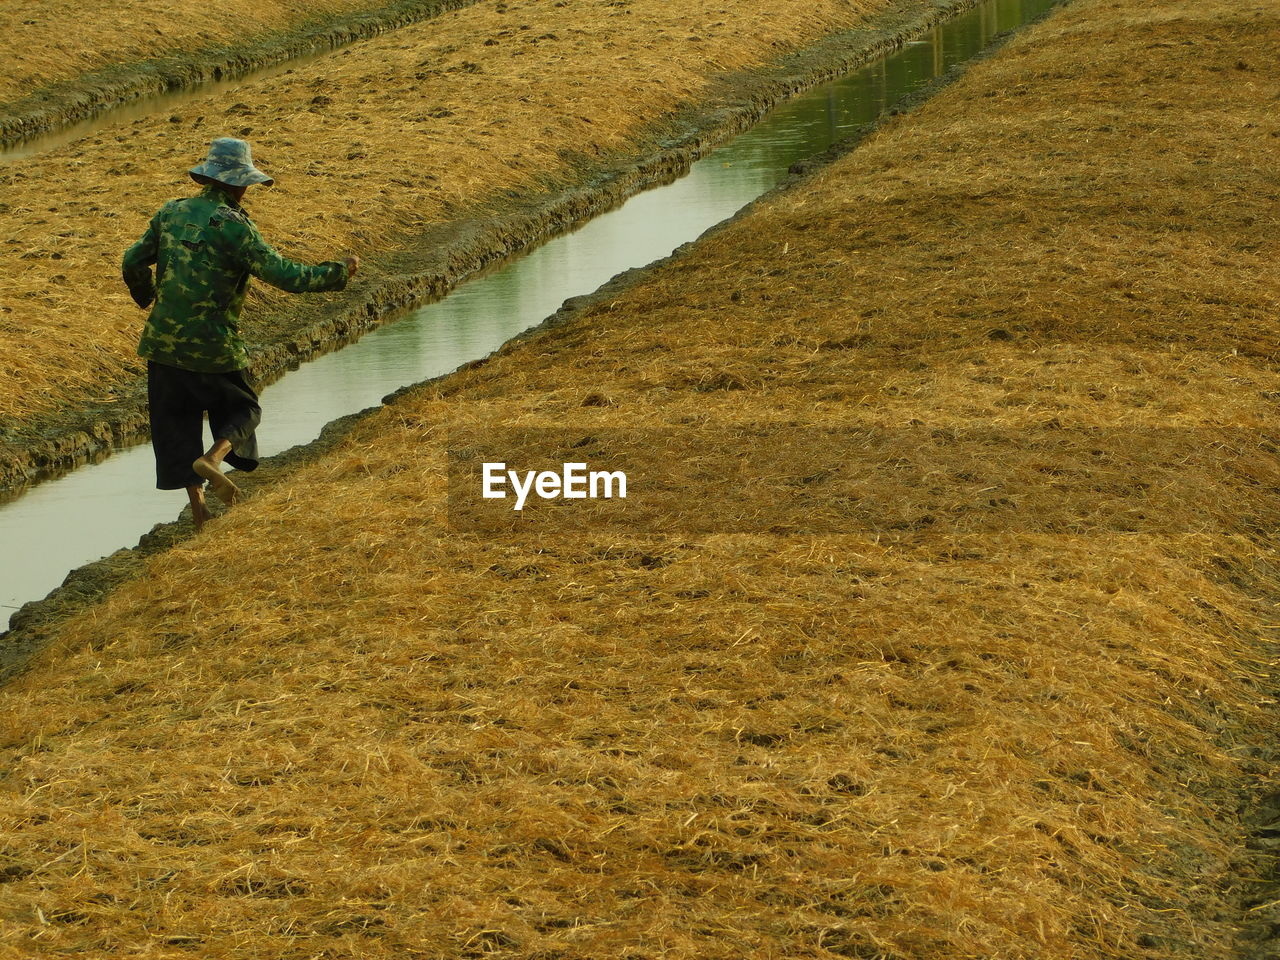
[
  {"xmin": 3, "ymin": 0, "xmax": 1280, "ymax": 959},
  {"xmin": 0, "ymin": 0, "xmax": 927, "ymax": 489}
]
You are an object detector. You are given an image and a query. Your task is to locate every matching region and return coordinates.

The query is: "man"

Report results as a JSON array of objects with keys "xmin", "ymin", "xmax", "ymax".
[{"xmin": 122, "ymin": 137, "xmax": 359, "ymax": 531}]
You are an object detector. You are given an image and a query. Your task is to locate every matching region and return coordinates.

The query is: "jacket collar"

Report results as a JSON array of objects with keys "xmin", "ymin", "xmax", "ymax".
[{"xmin": 200, "ymin": 182, "xmax": 243, "ymax": 209}]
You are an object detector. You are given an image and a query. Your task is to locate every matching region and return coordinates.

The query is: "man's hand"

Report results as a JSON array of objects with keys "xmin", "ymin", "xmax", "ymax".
[{"xmin": 343, "ymin": 255, "xmax": 360, "ymax": 278}]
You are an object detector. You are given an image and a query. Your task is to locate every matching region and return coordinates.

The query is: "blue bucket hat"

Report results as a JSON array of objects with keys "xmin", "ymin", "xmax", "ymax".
[{"xmin": 189, "ymin": 137, "xmax": 274, "ymax": 187}]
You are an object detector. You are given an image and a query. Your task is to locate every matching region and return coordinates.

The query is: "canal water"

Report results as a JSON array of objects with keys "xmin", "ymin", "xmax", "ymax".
[{"xmin": 1, "ymin": 0, "xmax": 1060, "ymax": 626}]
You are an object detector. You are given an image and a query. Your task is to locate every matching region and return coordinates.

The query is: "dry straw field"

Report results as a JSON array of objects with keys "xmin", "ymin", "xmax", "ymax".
[
  {"xmin": 3, "ymin": 0, "xmax": 1280, "ymax": 957},
  {"xmin": 0, "ymin": 0, "xmax": 886, "ymax": 431},
  {"xmin": 0, "ymin": 0, "xmax": 381, "ymax": 104}
]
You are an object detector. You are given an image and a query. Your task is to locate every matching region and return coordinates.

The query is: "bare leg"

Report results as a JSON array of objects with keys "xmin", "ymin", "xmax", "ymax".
[
  {"xmin": 193, "ymin": 437, "xmax": 241, "ymax": 507},
  {"xmin": 202, "ymin": 438, "xmax": 232, "ymax": 468},
  {"xmin": 186, "ymin": 484, "xmax": 212, "ymax": 532}
]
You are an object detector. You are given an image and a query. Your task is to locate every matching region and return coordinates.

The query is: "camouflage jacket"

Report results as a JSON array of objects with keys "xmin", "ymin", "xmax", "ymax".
[{"xmin": 122, "ymin": 183, "xmax": 349, "ymax": 372}]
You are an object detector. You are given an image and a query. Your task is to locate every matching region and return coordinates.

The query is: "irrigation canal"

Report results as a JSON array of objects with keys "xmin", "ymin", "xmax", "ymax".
[{"xmin": 1, "ymin": 0, "xmax": 1060, "ymax": 627}]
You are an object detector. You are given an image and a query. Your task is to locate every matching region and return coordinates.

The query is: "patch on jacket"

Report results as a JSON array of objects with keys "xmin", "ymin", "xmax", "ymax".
[{"xmin": 210, "ymin": 206, "xmax": 251, "ymax": 227}]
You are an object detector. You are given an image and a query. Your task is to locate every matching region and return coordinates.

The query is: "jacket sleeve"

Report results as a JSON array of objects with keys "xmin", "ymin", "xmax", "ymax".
[
  {"xmin": 232, "ymin": 219, "xmax": 349, "ymax": 293},
  {"xmin": 121, "ymin": 210, "xmax": 162, "ymax": 308}
]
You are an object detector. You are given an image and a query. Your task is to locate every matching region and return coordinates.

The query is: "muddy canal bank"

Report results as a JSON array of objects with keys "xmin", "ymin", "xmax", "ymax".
[
  {"xmin": 0, "ymin": 404, "xmax": 374, "ymax": 681},
  {"xmin": 0, "ymin": 0, "xmax": 995, "ymax": 492}
]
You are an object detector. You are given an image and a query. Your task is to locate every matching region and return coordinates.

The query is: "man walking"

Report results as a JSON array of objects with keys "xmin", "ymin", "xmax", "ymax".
[{"xmin": 123, "ymin": 137, "xmax": 358, "ymax": 530}]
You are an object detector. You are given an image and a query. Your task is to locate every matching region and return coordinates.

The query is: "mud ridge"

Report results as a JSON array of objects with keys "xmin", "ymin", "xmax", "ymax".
[
  {"xmin": 0, "ymin": 0, "xmax": 1002, "ymax": 495},
  {"xmin": 0, "ymin": 0, "xmax": 1061, "ymax": 678},
  {"xmin": 0, "ymin": 0, "xmax": 480, "ymax": 147}
]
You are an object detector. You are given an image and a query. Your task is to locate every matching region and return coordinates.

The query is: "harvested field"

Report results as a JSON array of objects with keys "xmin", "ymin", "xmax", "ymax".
[
  {"xmin": 0, "ymin": 0, "xmax": 894, "ymax": 466},
  {"xmin": 0, "ymin": 0, "xmax": 395, "ymax": 105},
  {"xmin": 0, "ymin": 0, "xmax": 485, "ymax": 148},
  {"xmin": 4, "ymin": 0, "xmax": 1280, "ymax": 958}
]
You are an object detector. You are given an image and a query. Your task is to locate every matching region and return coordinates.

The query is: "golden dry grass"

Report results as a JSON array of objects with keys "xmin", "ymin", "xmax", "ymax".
[
  {"xmin": 0, "ymin": 0, "xmax": 379, "ymax": 104},
  {"xmin": 0, "ymin": 0, "xmax": 886, "ymax": 428},
  {"xmin": 2, "ymin": 0, "xmax": 1280, "ymax": 957}
]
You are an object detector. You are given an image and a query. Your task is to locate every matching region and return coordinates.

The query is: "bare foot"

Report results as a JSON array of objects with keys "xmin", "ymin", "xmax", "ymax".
[{"xmin": 193, "ymin": 456, "xmax": 241, "ymax": 507}]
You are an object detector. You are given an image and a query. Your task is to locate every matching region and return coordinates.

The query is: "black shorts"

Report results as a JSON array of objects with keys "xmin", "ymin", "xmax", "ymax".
[{"xmin": 147, "ymin": 361, "xmax": 261, "ymax": 490}]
